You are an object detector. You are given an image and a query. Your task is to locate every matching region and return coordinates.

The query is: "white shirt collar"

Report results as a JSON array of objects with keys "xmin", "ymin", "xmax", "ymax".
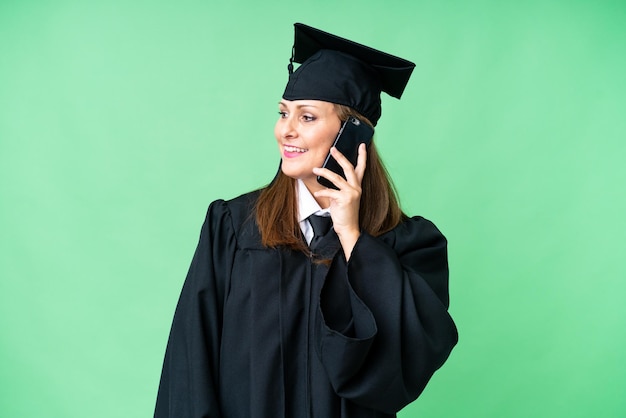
[
  {"xmin": 297, "ymin": 179, "xmax": 331, "ymax": 245},
  {"xmin": 297, "ymin": 179, "xmax": 330, "ymax": 222}
]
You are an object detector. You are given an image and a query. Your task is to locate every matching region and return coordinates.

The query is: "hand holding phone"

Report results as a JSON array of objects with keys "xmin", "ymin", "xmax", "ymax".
[{"xmin": 317, "ymin": 117, "xmax": 374, "ymax": 189}]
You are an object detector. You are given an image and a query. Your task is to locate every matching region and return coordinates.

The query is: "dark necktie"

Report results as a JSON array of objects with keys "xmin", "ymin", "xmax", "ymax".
[{"xmin": 308, "ymin": 214, "xmax": 332, "ymax": 251}]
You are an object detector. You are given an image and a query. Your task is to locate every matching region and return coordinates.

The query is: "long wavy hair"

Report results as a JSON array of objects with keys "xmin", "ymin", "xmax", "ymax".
[{"xmin": 255, "ymin": 104, "xmax": 405, "ymax": 252}]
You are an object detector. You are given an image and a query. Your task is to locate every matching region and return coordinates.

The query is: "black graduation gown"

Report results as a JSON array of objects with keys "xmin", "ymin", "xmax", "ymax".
[{"xmin": 155, "ymin": 191, "xmax": 458, "ymax": 418}]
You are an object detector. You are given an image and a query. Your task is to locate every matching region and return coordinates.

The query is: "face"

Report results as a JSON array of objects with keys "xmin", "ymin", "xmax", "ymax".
[{"xmin": 275, "ymin": 99, "xmax": 341, "ymax": 189}]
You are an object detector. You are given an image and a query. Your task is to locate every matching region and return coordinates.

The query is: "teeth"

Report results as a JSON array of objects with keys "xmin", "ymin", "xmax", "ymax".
[{"xmin": 284, "ymin": 145, "xmax": 307, "ymax": 153}]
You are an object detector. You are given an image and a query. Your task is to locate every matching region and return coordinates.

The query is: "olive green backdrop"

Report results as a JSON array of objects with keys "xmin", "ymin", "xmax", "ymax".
[{"xmin": 1, "ymin": 0, "xmax": 624, "ymax": 417}]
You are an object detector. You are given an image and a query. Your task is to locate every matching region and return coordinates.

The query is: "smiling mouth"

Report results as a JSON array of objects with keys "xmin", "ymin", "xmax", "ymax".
[{"xmin": 284, "ymin": 145, "xmax": 308, "ymax": 153}]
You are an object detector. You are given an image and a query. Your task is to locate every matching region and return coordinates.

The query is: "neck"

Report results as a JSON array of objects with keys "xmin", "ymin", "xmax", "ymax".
[{"xmin": 302, "ymin": 178, "xmax": 330, "ymax": 209}]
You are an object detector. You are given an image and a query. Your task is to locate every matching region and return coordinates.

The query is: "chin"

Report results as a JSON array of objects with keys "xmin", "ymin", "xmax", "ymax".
[
  {"xmin": 280, "ymin": 167, "xmax": 299, "ymax": 180},
  {"xmin": 280, "ymin": 162, "xmax": 304, "ymax": 180}
]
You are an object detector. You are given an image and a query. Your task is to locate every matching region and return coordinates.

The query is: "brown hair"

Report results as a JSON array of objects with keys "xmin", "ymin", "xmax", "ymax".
[{"xmin": 255, "ymin": 104, "xmax": 405, "ymax": 251}]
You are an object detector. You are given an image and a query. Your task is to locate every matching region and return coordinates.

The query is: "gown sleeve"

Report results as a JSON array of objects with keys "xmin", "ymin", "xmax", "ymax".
[
  {"xmin": 154, "ymin": 200, "xmax": 236, "ymax": 418},
  {"xmin": 316, "ymin": 216, "xmax": 458, "ymax": 414}
]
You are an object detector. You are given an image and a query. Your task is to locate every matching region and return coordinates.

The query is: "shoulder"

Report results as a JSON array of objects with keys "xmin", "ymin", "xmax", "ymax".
[
  {"xmin": 205, "ymin": 189, "xmax": 264, "ymax": 248},
  {"xmin": 206, "ymin": 190, "xmax": 260, "ymax": 220},
  {"xmin": 380, "ymin": 215, "xmax": 447, "ymax": 254},
  {"xmin": 224, "ymin": 189, "xmax": 262, "ymax": 217}
]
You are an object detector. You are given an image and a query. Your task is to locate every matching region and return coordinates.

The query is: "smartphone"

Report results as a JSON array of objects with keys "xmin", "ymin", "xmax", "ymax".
[{"xmin": 317, "ymin": 116, "xmax": 374, "ymax": 189}]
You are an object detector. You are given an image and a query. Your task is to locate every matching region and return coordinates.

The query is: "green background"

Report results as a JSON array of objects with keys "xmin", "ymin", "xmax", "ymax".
[{"xmin": 1, "ymin": 0, "xmax": 624, "ymax": 417}]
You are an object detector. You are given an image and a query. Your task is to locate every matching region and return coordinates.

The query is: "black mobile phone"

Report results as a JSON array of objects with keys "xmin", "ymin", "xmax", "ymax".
[{"xmin": 317, "ymin": 116, "xmax": 374, "ymax": 189}]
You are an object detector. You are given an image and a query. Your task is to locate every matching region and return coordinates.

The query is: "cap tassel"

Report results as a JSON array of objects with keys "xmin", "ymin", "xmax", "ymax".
[{"xmin": 288, "ymin": 45, "xmax": 295, "ymax": 74}]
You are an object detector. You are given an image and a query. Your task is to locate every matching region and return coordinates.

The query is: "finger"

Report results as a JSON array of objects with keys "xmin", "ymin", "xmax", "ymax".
[
  {"xmin": 329, "ymin": 147, "xmax": 359, "ymax": 185},
  {"xmin": 313, "ymin": 166, "xmax": 348, "ymax": 189},
  {"xmin": 354, "ymin": 143, "xmax": 367, "ymax": 182},
  {"xmin": 313, "ymin": 187, "xmax": 342, "ymax": 201}
]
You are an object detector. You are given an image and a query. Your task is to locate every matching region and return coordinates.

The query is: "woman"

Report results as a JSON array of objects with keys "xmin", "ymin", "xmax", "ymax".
[{"xmin": 155, "ymin": 23, "xmax": 458, "ymax": 418}]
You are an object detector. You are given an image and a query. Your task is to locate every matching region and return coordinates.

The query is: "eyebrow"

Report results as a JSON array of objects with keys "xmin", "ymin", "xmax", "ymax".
[{"xmin": 278, "ymin": 100, "xmax": 319, "ymax": 109}]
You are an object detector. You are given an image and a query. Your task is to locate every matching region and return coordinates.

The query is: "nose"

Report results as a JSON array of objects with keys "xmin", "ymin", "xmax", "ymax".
[{"xmin": 278, "ymin": 116, "xmax": 297, "ymax": 140}]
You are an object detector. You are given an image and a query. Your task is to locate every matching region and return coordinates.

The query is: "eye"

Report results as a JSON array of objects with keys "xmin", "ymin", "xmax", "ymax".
[
  {"xmin": 278, "ymin": 111, "xmax": 288, "ymax": 118},
  {"xmin": 302, "ymin": 114, "xmax": 316, "ymax": 122}
]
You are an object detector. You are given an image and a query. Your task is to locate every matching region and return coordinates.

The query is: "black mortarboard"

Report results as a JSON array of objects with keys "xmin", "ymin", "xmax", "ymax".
[{"xmin": 282, "ymin": 23, "xmax": 416, "ymax": 126}]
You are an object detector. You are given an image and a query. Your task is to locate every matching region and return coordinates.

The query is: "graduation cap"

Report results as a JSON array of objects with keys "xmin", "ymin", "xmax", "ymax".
[{"xmin": 282, "ymin": 23, "xmax": 416, "ymax": 126}]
